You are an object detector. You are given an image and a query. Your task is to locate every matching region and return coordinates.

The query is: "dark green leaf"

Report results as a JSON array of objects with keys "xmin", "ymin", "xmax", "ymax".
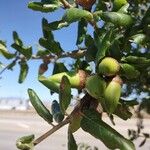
[
  {"xmin": 42, "ymin": 19, "xmax": 55, "ymax": 43},
  {"xmin": 63, "ymin": 8, "xmax": 93, "ymax": 23},
  {"xmin": 85, "ymin": 49, "xmax": 97, "ymax": 63},
  {"xmin": 53, "ymin": 62, "xmax": 68, "ymax": 75},
  {"xmin": 28, "ymin": 2, "xmax": 61, "ymax": 13},
  {"xmin": 109, "ymin": 39, "xmax": 121, "ymax": 60},
  {"xmin": 11, "ymin": 43, "xmax": 32, "ymax": 59},
  {"xmin": 42, "ymin": 18, "xmax": 53, "ymax": 40},
  {"xmin": 95, "ymin": 30, "xmax": 112, "ymax": 64},
  {"xmin": 114, "ymin": 103, "xmax": 132, "ymax": 120},
  {"xmin": 44, "ymin": 20, "xmax": 69, "ymax": 31},
  {"xmin": 18, "ymin": 61, "xmax": 29, "ymax": 83},
  {"xmin": 39, "ymin": 37, "xmax": 62, "ymax": 54},
  {"xmin": 76, "ymin": 19, "xmax": 87, "ymax": 45},
  {"xmin": 13, "ymin": 31, "xmax": 23, "ymax": 46},
  {"xmin": 94, "ymin": 0, "xmax": 107, "ymax": 12},
  {"xmin": 51, "ymin": 100, "xmax": 64, "ymax": 123},
  {"xmin": 81, "ymin": 109, "xmax": 135, "ymax": 150},
  {"xmin": 36, "ymin": 49, "xmax": 50, "ymax": 57},
  {"xmin": 28, "ymin": 88, "xmax": 53, "ymax": 123},
  {"xmin": 0, "ymin": 41, "xmax": 15, "ymax": 59},
  {"xmin": 85, "ymin": 34, "xmax": 94, "ymax": 47},
  {"xmin": 51, "ymin": 100, "xmax": 61, "ymax": 115},
  {"xmin": 68, "ymin": 129, "xmax": 77, "ymax": 150},
  {"xmin": 59, "ymin": 76, "xmax": 71, "ymax": 114},
  {"xmin": 85, "ymin": 35, "xmax": 98, "ymax": 62}
]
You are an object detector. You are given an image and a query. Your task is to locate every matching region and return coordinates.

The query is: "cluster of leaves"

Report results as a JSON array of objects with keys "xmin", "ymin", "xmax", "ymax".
[{"xmin": 0, "ymin": 0, "xmax": 150, "ymax": 150}]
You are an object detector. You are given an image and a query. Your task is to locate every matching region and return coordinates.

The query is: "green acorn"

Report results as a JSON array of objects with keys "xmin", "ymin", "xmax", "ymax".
[
  {"xmin": 85, "ymin": 75, "xmax": 106, "ymax": 100},
  {"xmin": 49, "ymin": 70, "xmax": 88, "ymax": 89},
  {"xmin": 69, "ymin": 111, "xmax": 82, "ymax": 133},
  {"xmin": 120, "ymin": 63, "xmax": 140, "ymax": 79},
  {"xmin": 104, "ymin": 75, "xmax": 123, "ymax": 114},
  {"xmin": 98, "ymin": 57, "xmax": 120, "ymax": 77},
  {"xmin": 39, "ymin": 70, "xmax": 88, "ymax": 92}
]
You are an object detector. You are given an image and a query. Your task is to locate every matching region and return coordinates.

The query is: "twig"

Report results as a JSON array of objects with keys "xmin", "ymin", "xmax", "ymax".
[
  {"xmin": 0, "ymin": 57, "xmax": 19, "ymax": 75},
  {"xmin": 33, "ymin": 117, "xmax": 70, "ymax": 146},
  {"xmin": 32, "ymin": 49, "xmax": 86, "ymax": 60}
]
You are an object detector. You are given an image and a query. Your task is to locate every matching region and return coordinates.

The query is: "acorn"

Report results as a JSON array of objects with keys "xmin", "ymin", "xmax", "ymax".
[
  {"xmin": 85, "ymin": 74, "xmax": 106, "ymax": 100},
  {"xmin": 98, "ymin": 57, "xmax": 120, "ymax": 77},
  {"xmin": 69, "ymin": 111, "xmax": 82, "ymax": 133},
  {"xmin": 75, "ymin": 0, "xmax": 96, "ymax": 10},
  {"xmin": 48, "ymin": 70, "xmax": 88, "ymax": 89},
  {"xmin": 104, "ymin": 75, "xmax": 123, "ymax": 114}
]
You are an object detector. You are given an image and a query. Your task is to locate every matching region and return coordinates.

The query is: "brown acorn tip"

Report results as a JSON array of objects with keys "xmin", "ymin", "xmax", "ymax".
[
  {"xmin": 38, "ymin": 63, "xmax": 48, "ymax": 75},
  {"xmin": 78, "ymin": 70, "xmax": 89, "ymax": 89},
  {"xmin": 112, "ymin": 75, "xmax": 123, "ymax": 85}
]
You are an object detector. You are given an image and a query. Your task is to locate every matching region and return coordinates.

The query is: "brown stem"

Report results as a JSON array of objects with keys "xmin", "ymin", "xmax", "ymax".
[
  {"xmin": 33, "ymin": 117, "xmax": 70, "ymax": 146},
  {"xmin": 32, "ymin": 49, "xmax": 86, "ymax": 60},
  {"xmin": 0, "ymin": 57, "xmax": 19, "ymax": 75}
]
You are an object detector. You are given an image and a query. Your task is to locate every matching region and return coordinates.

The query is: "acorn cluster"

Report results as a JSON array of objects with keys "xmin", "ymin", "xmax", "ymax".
[
  {"xmin": 85, "ymin": 57, "xmax": 122, "ymax": 114},
  {"xmin": 39, "ymin": 57, "xmax": 122, "ymax": 132}
]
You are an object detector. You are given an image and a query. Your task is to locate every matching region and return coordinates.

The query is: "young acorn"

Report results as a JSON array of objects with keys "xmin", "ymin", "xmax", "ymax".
[
  {"xmin": 98, "ymin": 57, "xmax": 120, "ymax": 77},
  {"xmin": 75, "ymin": 0, "xmax": 96, "ymax": 10},
  {"xmin": 85, "ymin": 74, "xmax": 106, "ymax": 100},
  {"xmin": 39, "ymin": 70, "xmax": 88, "ymax": 92},
  {"xmin": 104, "ymin": 75, "xmax": 123, "ymax": 114}
]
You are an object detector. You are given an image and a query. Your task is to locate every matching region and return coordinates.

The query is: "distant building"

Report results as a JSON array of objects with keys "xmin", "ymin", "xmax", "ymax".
[{"xmin": 0, "ymin": 97, "xmax": 29, "ymax": 110}]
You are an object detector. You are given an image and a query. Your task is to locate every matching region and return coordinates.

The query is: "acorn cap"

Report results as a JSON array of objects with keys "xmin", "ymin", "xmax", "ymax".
[
  {"xmin": 78, "ymin": 70, "xmax": 89, "ymax": 89},
  {"xmin": 112, "ymin": 75, "xmax": 123, "ymax": 85},
  {"xmin": 98, "ymin": 57, "xmax": 120, "ymax": 77}
]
